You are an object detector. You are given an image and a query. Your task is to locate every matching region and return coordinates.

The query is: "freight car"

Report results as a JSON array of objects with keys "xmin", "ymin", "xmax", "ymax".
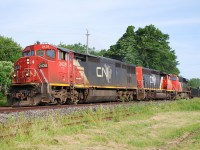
[
  {"xmin": 7, "ymin": 43, "xmax": 190, "ymax": 106},
  {"xmin": 191, "ymin": 88, "xmax": 200, "ymax": 97}
]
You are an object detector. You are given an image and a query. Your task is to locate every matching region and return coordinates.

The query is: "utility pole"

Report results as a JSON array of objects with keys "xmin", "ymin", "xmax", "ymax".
[{"xmin": 86, "ymin": 29, "xmax": 90, "ymax": 54}]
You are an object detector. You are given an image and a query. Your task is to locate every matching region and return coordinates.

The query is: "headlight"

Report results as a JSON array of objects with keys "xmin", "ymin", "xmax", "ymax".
[
  {"xmin": 14, "ymin": 65, "xmax": 20, "ymax": 70},
  {"xmin": 14, "ymin": 74, "xmax": 17, "ymax": 78},
  {"xmin": 26, "ymin": 58, "xmax": 30, "ymax": 64},
  {"xmin": 25, "ymin": 73, "xmax": 30, "ymax": 77}
]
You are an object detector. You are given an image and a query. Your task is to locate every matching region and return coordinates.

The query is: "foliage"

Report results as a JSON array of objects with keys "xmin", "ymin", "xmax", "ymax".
[
  {"xmin": 104, "ymin": 26, "xmax": 139, "ymax": 64},
  {"xmin": 135, "ymin": 25, "xmax": 179, "ymax": 74},
  {"xmin": 189, "ymin": 78, "xmax": 200, "ymax": 89},
  {"xmin": 104, "ymin": 25, "xmax": 180, "ymax": 74},
  {"xmin": 0, "ymin": 61, "xmax": 14, "ymax": 97},
  {"xmin": 0, "ymin": 97, "xmax": 6, "ymax": 106},
  {"xmin": 0, "ymin": 35, "xmax": 22, "ymax": 63}
]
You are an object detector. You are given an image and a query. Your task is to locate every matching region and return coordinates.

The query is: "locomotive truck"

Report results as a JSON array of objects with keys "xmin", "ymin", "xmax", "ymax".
[{"xmin": 7, "ymin": 43, "xmax": 191, "ymax": 106}]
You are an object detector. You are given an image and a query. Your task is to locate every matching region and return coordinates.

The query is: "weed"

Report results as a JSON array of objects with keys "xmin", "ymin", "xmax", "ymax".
[{"xmin": 0, "ymin": 98, "xmax": 200, "ymax": 150}]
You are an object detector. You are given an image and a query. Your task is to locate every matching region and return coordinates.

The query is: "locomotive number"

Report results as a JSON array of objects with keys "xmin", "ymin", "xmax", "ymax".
[
  {"xmin": 42, "ymin": 45, "xmax": 50, "ymax": 49},
  {"xmin": 38, "ymin": 63, "xmax": 48, "ymax": 68}
]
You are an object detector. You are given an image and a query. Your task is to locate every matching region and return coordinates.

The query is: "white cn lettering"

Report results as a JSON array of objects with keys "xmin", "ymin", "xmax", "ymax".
[
  {"xmin": 96, "ymin": 64, "xmax": 112, "ymax": 83},
  {"xmin": 96, "ymin": 67, "xmax": 103, "ymax": 77},
  {"xmin": 150, "ymin": 74, "xmax": 156, "ymax": 86}
]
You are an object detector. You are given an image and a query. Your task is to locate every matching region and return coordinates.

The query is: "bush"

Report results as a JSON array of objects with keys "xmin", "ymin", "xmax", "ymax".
[{"xmin": 0, "ymin": 91, "xmax": 3, "ymax": 99}]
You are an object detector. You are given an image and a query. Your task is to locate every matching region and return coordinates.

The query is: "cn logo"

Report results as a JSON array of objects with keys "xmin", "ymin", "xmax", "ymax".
[
  {"xmin": 96, "ymin": 64, "xmax": 112, "ymax": 83},
  {"xmin": 150, "ymin": 74, "xmax": 156, "ymax": 86}
]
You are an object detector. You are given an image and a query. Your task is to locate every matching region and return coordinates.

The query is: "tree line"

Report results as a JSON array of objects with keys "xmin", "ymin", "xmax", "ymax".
[{"xmin": 0, "ymin": 25, "xmax": 199, "ymax": 98}]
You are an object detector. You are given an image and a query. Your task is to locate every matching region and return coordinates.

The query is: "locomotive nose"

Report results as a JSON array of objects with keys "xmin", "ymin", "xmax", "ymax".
[{"xmin": 13, "ymin": 57, "xmax": 37, "ymax": 83}]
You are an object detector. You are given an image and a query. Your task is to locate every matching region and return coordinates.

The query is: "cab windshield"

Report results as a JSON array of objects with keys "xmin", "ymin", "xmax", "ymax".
[
  {"xmin": 35, "ymin": 49, "xmax": 56, "ymax": 59},
  {"xmin": 170, "ymin": 76, "xmax": 177, "ymax": 81},
  {"xmin": 23, "ymin": 50, "xmax": 34, "ymax": 57},
  {"xmin": 36, "ymin": 50, "xmax": 44, "ymax": 56}
]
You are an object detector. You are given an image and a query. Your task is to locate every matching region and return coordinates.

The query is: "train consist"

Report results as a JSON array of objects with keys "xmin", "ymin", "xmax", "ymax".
[
  {"xmin": 191, "ymin": 88, "xmax": 200, "ymax": 97},
  {"xmin": 7, "ymin": 43, "xmax": 191, "ymax": 106}
]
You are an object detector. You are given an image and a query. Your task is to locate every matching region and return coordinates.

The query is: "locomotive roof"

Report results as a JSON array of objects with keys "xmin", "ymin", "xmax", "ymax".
[
  {"xmin": 57, "ymin": 46, "xmax": 187, "ymax": 79},
  {"xmin": 57, "ymin": 46, "xmax": 136, "ymax": 67},
  {"xmin": 141, "ymin": 66, "xmax": 166, "ymax": 75}
]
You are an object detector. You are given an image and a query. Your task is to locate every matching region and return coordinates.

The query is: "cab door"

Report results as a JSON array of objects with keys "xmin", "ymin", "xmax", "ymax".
[{"xmin": 57, "ymin": 51, "xmax": 68, "ymax": 83}]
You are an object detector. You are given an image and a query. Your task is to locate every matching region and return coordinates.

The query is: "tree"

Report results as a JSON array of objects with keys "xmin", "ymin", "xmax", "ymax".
[
  {"xmin": 104, "ymin": 26, "xmax": 139, "ymax": 64},
  {"xmin": 135, "ymin": 25, "xmax": 179, "ymax": 74},
  {"xmin": 0, "ymin": 61, "xmax": 13, "ymax": 97},
  {"xmin": 104, "ymin": 25, "xmax": 179, "ymax": 74},
  {"xmin": 188, "ymin": 78, "xmax": 200, "ymax": 89},
  {"xmin": 0, "ymin": 35, "xmax": 22, "ymax": 63}
]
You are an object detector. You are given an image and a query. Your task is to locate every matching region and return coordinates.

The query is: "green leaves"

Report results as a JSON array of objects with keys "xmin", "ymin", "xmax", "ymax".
[
  {"xmin": 0, "ymin": 35, "xmax": 20, "ymax": 96},
  {"xmin": 0, "ymin": 35, "xmax": 22, "ymax": 63},
  {"xmin": 105, "ymin": 26, "xmax": 138, "ymax": 64},
  {"xmin": 189, "ymin": 78, "xmax": 200, "ymax": 89},
  {"xmin": 104, "ymin": 25, "xmax": 180, "ymax": 75},
  {"xmin": 0, "ymin": 61, "xmax": 13, "ymax": 96},
  {"xmin": 135, "ymin": 25, "xmax": 179, "ymax": 74}
]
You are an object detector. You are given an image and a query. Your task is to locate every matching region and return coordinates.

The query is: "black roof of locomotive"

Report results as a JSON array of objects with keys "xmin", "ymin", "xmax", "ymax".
[
  {"xmin": 57, "ymin": 46, "xmax": 188, "ymax": 80},
  {"xmin": 57, "ymin": 46, "xmax": 136, "ymax": 67}
]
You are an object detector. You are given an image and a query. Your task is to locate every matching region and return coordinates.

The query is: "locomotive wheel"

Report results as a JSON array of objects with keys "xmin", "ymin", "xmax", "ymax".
[
  {"xmin": 7, "ymin": 97, "xmax": 19, "ymax": 107},
  {"xmin": 57, "ymin": 98, "xmax": 66, "ymax": 105},
  {"xmin": 67, "ymin": 90, "xmax": 79, "ymax": 104}
]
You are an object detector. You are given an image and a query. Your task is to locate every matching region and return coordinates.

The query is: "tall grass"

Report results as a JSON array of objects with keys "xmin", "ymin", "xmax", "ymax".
[
  {"xmin": 0, "ymin": 96, "xmax": 6, "ymax": 106},
  {"xmin": 0, "ymin": 98, "xmax": 200, "ymax": 149}
]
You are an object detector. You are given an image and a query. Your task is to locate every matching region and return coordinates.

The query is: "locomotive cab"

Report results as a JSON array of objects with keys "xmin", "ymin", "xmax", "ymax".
[
  {"xmin": 8, "ymin": 43, "xmax": 81, "ymax": 106},
  {"xmin": 162, "ymin": 74, "xmax": 181, "ymax": 91},
  {"xmin": 13, "ymin": 44, "xmax": 57, "ymax": 84},
  {"xmin": 8, "ymin": 43, "xmax": 59, "ymax": 106}
]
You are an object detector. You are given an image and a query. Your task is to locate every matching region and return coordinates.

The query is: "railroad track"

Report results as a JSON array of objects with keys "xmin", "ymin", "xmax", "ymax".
[
  {"xmin": 0, "ymin": 101, "xmax": 127, "ymax": 114},
  {"xmin": 0, "ymin": 99, "xmax": 175, "ymax": 114}
]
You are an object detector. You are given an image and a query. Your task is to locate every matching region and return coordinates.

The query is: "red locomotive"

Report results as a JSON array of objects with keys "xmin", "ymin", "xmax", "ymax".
[
  {"xmin": 7, "ymin": 43, "xmax": 190, "ymax": 106},
  {"xmin": 136, "ymin": 67, "xmax": 190, "ymax": 100}
]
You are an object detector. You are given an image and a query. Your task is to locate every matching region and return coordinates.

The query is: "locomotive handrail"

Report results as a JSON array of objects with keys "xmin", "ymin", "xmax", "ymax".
[
  {"xmin": 39, "ymin": 69, "xmax": 49, "ymax": 93},
  {"xmin": 39, "ymin": 69, "xmax": 48, "ymax": 83}
]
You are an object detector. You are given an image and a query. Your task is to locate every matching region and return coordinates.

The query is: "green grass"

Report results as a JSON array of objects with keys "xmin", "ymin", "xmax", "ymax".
[
  {"xmin": 0, "ymin": 96, "xmax": 6, "ymax": 106},
  {"xmin": 0, "ymin": 98, "xmax": 200, "ymax": 150}
]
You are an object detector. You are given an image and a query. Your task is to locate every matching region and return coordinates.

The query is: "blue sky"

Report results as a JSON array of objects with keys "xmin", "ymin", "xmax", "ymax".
[{"xmin": 0, "ymin": 0, "xmax": 199, "ymax": 79}]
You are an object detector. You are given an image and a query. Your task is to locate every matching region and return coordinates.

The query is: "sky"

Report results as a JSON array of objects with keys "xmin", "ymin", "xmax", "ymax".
[{"xmin": 0, "ymin": 0, "xmax": 200, "ymax": 79}]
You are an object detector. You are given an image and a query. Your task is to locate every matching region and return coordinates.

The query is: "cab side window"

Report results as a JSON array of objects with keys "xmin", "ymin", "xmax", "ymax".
[
  {"xmin": 58, "ymin": 51, "xmax": 67, "ymax": 60},
  {"xmin": 46, "ymin": 49, "xmax": 55, "ymax": 58}
]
